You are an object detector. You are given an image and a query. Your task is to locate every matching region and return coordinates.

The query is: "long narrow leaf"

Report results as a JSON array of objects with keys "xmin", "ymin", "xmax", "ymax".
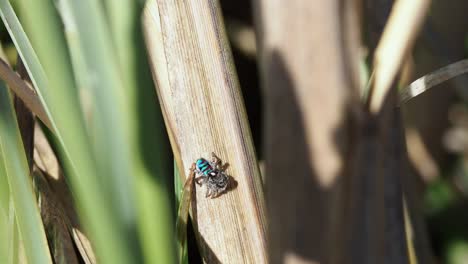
[
  {"xmin": 59, "ymin": 0, "xmax": 136, "ymax": 224},
  {"xmin": 8, "ymin": 200, "xmax": 19, "ymax": 264},
  {"xmin": 0, "ymin": 1, "xmax": 133, "ymax": 263},
  {"xmin": 143, "ymin": 1, "xmax": 267, "ymax": 262},
  {"xmin": 0, "ymin": 29, "xmax": 27, "ymax": 264},
  {"xmin": 103, "ymin": 0, "xmax": 176, "ymax": 263},
  {"xmin": 55, "ymin": 0, "xmax": 142, "ymax": 260},
  {"xmin": 0, "ymin": 0, "xmax": 54, "ymax": 132},
  {"xmin": 0, "ymin": 42, "xmax": 10, "ymax": 263},
  {"xmin": 56, "ymin": 1, "xmax": 138, "ymax": 236},
  {"xmin": 0, "ymin": 149, "xmax": 10, "ymax": 263},
  {"xmin": 175, "ymin": 163, "xmax": 192, "ymax": 264},
  {"xmin": 0, "ymin": 59, "xmax": 51, "ymax": 129},
  {"xmin": 0, "ymin": 80, "xmax": 51, "ymax": 263}
]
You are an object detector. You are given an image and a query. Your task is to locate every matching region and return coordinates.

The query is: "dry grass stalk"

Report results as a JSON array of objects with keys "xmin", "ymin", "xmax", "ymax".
[
  {"xmin": 254, "ymin": 0, "xmax": 361, "ymax": 263},
  {"xmin": 14, "ymin": 58, "xmax": 34, "ymax": 170},
  {"xmin": 0, "ymin": 58, "xmax": 51, "ymax": 130},
  {"xmin": 400, "ymin": 59, "xmax": 468, "ymax": 104},
  {"xmin": 368, "ymin": 0, "xmax": 430, "ymax": 113},
  {"xmin": 32, "ymin": 168, "xmax": 80, "ymax": 264},
  {"xmin": 362, "ymin": 1, "xmax": 416, "ymax": 263},
  {"xmin": 142, "ymin": 0, "xmax": 267, "ymax": 263}
]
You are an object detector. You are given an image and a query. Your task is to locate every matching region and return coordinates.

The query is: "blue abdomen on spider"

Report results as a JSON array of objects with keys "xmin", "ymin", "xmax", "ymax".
[
  {"xmin": 192, "ymin": 153, "xmax": 230, "ymax": 198},
  {"xmin": 195, "ymin": 158, "xmax": 215, "ymax": 176}
]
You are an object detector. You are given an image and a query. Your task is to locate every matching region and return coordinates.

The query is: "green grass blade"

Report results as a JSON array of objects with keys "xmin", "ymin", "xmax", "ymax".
[
  {"xmin": 8, "ymin": 200, "xmax": 19, "ymax": 264},
  {"xmin": 53, "ymin": 1, "xmax": 90, "ymax": 118},
  {"xmin": 103, "ymin": 0, "xmax": 176, "ymax": 263},
  {"xmin": 0, "ymin": 81, "xmax": 51, "ymax": 263},
  {"xmin": 56, "ymin": 0, "xmax": 144, "ymax": 259},
  {"xmin": 57, "ymin": 1, "xmax": 138, "ymax": 235},
  {"xmin": 175, "ymin": 162, "xmax": 191, "ymax": 264},
  {"xmin": 58, "ymin": 0, "xmax": 136, "ymax": 222},
  {"xmin": 174, "ymin": 161, "xmax": 183, "ymax": 211},
  {"xmin": 4, "ymin": 198, "xmax": 21, "ymax": 264},
  {"xmin": 0, "ymin": 148, "xmax": 10, "ymax": 263},
  {"xmin": 0, "ymin": 0, "xmax": 134, "ymax": 263},
  {"xmin": 0, "ymin": 104, "xmax": 20, "ymax": 264},
  {"xmin": 0, "ymin": 0, "xmax": 54, "ymax": 132}
]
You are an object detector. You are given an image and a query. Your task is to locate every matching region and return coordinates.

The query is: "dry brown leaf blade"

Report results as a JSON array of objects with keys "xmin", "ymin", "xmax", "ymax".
[
  {"xmin": 400, "ymin": 59, "xmax": 468, "ymax": 104},
  {"xmin": 143, "ymin": 1, "xmax": 267, "ymax": 262},
  {"xmin": 368, "ymin": 0, "xmax": 431, "ymax": 113},
  {"xmin": 32, "ymin": 168, "xmax": 80, "ymax": 264},
  {"xmin": 0, "ymin": 58, "xmax": 52, "ymax": 130},
  {"xmin": 33, "ymin": 123, "xmax": 96, "ymax": 264}
]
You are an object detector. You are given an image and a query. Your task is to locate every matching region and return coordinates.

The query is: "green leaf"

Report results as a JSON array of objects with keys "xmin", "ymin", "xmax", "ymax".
[
  {"xmin": 175, "ymin": 162, "xmax": 190, "ymax": 264},
  {"xmin": 0, "ymin": 142, "xmax": 9, "ymax": 263},
  {"xmin": 57, "ymin": 0, "xmax": 136, "ymax": 226},
  {"xmin": 103, "ymin": 0, "xmax": 176, "ymax": 263},
  {"xmin": 0, "ymin": 80, "xmax": 51, "ymax": 263},
  {"xmin": 0, "ymin": 0, "xmax": 133, "ymax": 263}
]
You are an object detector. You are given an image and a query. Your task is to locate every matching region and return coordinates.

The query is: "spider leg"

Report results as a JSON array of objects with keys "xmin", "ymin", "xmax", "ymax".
[
  {"xmin": 185, "ymin": 163, "xmax": 196, "ymax": 183},
  {"xmin": 189, "ymin": 163, "xmax": 196, "ymax": 171},
  {"xmin": 210, "ymin": 152, "xmax": 220, "ymax": 163},
  {"xmin": 194, "ymin": 167, "xmax": 203, "ymax": 176},
  {"xmin": 210, "ymin": 152, "xmax": 223, "ymax": 170},
  {"xmin": 221, "ymin": 162, "xmax": 229, "ymax": 172},
  {"xmin": 205, "ymin": 188, "xmax": 212, "ymax": 198},
  {"xmin": 195, "ymin": 175, "xmax": 205, "ymax": 186}
]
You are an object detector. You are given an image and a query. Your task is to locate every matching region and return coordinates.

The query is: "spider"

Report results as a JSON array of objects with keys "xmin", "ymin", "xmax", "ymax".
[{"xmin": 191, "ymin": 152, "xmax": 230, "ymax": 198}]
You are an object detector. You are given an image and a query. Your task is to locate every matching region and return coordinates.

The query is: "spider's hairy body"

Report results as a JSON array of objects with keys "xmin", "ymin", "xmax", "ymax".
[{"xmin": 193, "ymin": 153, "xmax": 230, "ymax": 198}]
